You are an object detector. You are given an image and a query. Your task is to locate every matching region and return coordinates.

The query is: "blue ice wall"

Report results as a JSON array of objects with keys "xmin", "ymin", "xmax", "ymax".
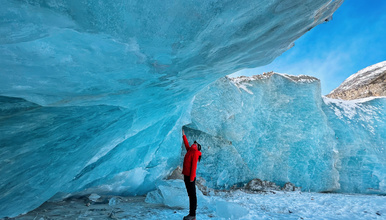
[
  {"xmin": 0, "ymin": 95, "xmax": 189, "ymax": 217},
  {"xmin": 186, "ymin": 74, "xmax": 386, "ymax": 193},
  {"xmin": 0, "ymin": 0, "xmax": 343, "ymax": 218},
  {"xmin": 323, "ymin": 97, "xmax": 386, "ymax": 193}
]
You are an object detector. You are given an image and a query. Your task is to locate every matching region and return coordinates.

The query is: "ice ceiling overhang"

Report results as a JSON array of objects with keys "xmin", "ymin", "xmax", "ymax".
[
  {"xmin": 0, "ymin": 0, "xmax": 342, "ymax": 218},
  {"xmin": 1, "ymin": 0, "xmax": 342, "ymax": 107}
]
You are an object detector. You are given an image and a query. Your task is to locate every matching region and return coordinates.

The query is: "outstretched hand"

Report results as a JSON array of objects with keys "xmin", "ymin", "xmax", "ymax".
[{"xmin": 182, "ymin": 129, "xmax": 185, "ymax": 136}]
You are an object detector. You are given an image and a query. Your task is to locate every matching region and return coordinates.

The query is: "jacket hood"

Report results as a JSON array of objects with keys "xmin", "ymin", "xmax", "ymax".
[{"xmin": 190, "ymin": 144, "xmax": 202, "ymax": 155}]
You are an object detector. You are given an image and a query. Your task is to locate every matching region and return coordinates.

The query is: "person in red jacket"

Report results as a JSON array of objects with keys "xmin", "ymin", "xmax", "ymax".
[{"xmin": 182, "ymin": 129, "xmax": 202, "ymax": 220}]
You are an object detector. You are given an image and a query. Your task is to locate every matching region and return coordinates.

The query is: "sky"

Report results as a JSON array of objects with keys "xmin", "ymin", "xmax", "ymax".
[{"xmin": 231, "ymin": 0, "xmax": 386, "ymax": 95}]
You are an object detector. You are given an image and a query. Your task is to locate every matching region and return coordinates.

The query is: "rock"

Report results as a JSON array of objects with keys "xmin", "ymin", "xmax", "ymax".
[
  {"xmin": 196, "ymin": 177, "xmax": 210, "ymax": 196},
  {"xmin": 282, "ymin": 182, "xmax": 301, "ymax": 191},
  {"xmin": 166, "ymin": 166, "xmax": 184, "ymax": 180},
  {"xmin": 244, "ymin": 179, "xmax": 281, "ymax": 192}
]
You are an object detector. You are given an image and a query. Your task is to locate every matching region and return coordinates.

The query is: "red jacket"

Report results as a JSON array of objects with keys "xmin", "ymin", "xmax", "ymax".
[{"xmin": 182, "ymin": 135, "xmax": 202, "ymax": 182}]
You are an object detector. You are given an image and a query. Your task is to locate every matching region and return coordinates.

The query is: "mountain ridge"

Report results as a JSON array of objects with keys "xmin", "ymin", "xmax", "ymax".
[{"xmin": 327, "ymin": 61, "xmax": 386, "ymax": 100}]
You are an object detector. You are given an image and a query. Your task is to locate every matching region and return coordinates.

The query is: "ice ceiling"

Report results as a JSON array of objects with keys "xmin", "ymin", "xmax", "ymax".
[{"xmin": 0, "ymin": 0, "xmax": 344, "ymax": 218}]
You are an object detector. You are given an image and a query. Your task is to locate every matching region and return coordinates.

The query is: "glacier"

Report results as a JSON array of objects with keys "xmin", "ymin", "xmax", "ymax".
[
  {"xmin": 0, "ymin": 0, "xmax": 346, "ymax": 218},
  {"xmin": 186, "ymin": 73, "xmax": 386, "ymax": 193}
]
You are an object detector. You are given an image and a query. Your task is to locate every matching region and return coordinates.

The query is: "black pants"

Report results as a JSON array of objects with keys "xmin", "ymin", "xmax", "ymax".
[{"xmin": 184, "ymin": 175, "xmax": 197, "ymax": 216}]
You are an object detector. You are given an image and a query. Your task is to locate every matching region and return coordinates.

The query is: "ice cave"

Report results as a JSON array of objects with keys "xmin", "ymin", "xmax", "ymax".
[{"xmin": 1, "ymin": 0, "xmax": 385, "ymax": 218}]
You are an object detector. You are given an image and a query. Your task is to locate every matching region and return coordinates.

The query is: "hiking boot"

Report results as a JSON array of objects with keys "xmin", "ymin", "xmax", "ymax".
[{"xmin": 183, "ymin": 215, "xmax": 196, "ymax": 220}]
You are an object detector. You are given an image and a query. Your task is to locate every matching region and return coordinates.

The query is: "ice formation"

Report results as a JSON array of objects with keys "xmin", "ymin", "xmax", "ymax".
[
  {"xmin": 145, "ymin": 179, "xmax": 208, "ymax": 209},
  {"xmin": 0, "ymin": 0, "xmax": 344, "ymax": 218},
  {"xmin": 185, "ymin": 73, "xmax": 386, "ymax": 193}
]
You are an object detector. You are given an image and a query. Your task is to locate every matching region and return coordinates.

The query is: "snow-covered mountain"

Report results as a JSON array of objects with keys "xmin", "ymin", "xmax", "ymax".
[{"xmin": 327, "ymin": 61, "xmax": 386, "ymax": 100}]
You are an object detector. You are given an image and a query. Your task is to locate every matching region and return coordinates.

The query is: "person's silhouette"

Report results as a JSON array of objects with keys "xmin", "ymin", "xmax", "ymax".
[{"xmin": 181, "ymin": 129, "xmax": 202, "ymax": 220}]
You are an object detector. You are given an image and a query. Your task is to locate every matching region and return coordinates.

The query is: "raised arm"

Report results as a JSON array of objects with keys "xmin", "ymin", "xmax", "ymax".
[{"xmin": 182, "ymin": 129, "xmax": 190, "ymax": 151}]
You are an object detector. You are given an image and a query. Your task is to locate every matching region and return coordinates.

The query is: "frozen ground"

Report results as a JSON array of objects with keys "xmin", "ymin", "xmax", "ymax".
[{"xmin": 10, "ymin": 190, "xmax": 385, "ymax": 220}]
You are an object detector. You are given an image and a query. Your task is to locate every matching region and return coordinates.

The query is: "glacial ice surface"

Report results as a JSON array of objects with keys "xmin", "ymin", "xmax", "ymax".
[
  {"xmin": 0, "ymin": 0, "xmax": 344, "ymax": 218},
  {"xmin": 185, "ymin": 73, "xmax": 386, "ymax": 193}
]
